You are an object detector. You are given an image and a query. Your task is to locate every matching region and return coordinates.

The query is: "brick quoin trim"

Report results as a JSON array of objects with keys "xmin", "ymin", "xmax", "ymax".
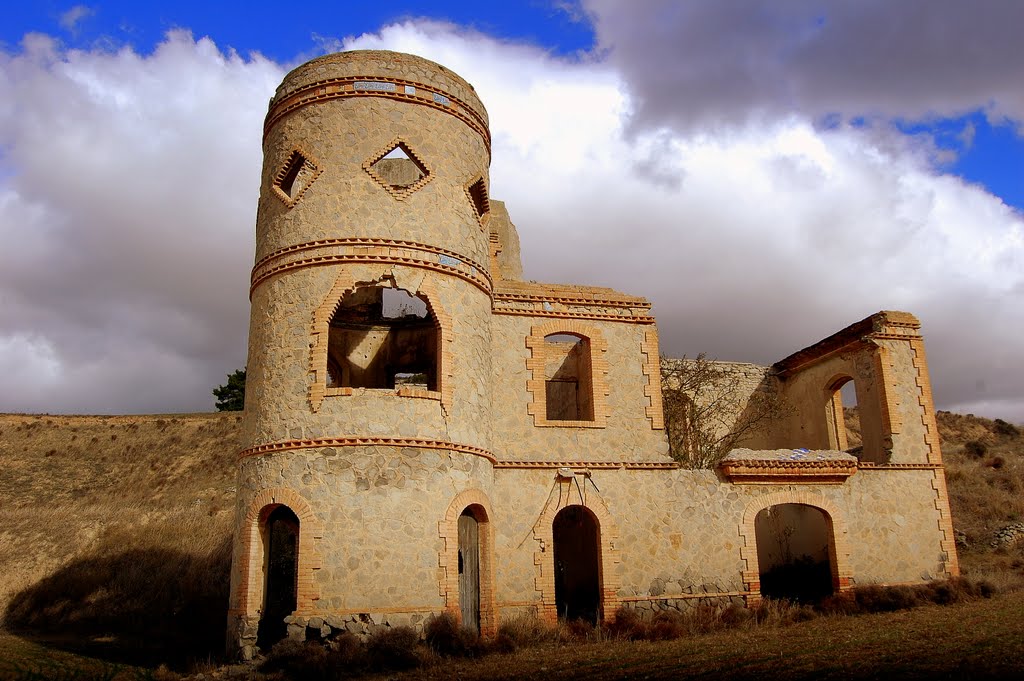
[
  {"xmin": 308, "ymin": 268, "xmax": 452, "ymax": 412},
  {"xmin": 531, "ymin": 479, "xmax": 621, "ymax": 623},
  {"xmin": 641, "ymin": 328, "xmax": 665, "ymax": 430},
  {"xmin": 526, "ymin": 320, "xmax": 610, "ymax": 428},
  {"xmin": 909, "ymin": 336, "xmax": 960, "ymax": 577},
  {"xmin": 437, "ymin": 489, "xmax": 497, "ymax": 636},
  {"xmin": 738, "ymin": 491, "xmax": 852, "ymax": 606},
  {"xmin": 237, "ymin": 487, "xmax": 324, "ymax": 617}
]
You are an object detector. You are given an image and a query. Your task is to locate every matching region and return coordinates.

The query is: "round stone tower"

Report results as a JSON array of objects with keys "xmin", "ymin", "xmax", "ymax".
[{"xmin": 228, "ymin": 51, "xmax": 497, "ymax": 658}]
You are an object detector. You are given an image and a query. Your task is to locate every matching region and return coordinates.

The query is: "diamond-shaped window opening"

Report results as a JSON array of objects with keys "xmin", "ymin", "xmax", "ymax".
[
  {"xmin": 364, "ymin": 140, "xmax": 433, "ymax": 200},
  {"xmin": 273, "ymin": 149, "xmax": 321, "ymax": 207},
  {"xmin": 465, "ymin": 176, "xmax": 490, "ymax": 226}
]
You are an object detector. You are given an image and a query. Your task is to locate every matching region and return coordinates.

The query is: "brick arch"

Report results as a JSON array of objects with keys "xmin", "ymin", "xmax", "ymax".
[
  {"xmin": 237, "ymin": 487, "xmax": 324, "ymax": 616},
  {"xmin": 308, "ymin": 268, "xmax": 452, "ymax": 411},
  {"xmin": 526, "ymin": 320, "xmax": 609, "ymax": 428},
  {"xmin": 438, "ymin": 489, "xmax": 497, "ymax": 635},
  {"xmin": 738, "ymin": 491, "xmax": 852, "ymax": 605},
  {"xmin": 824, "ymin": 372, "xmax": 855, "ymax": 451},
  {"xmin": 532, "ymin": 478, "xmax": 621, "ymax": 622}
]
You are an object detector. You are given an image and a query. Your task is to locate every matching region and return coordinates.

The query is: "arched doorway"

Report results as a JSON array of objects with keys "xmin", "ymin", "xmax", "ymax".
[
  {"xmin": 755, "ymin": 503, "xmax": 834, "ymax": 602},
  {"xmin": 553, "ymin": 505, "xmax": 601, "ymax": 623},
  {"xmin": 458, "ymin": 508, "xmax": 481, "ymax": 633},
  {"xmin": 257, "ymin": 505, "xmax": 299, "ymax": 649}
]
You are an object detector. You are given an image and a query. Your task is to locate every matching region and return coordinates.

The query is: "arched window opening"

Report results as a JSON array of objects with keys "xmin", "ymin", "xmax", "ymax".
[
  {"xmin": 458, "ymin": 507, "xmax": 483, "ymax": 633},
  {"xmin": 326, "ymin": 286, "xmax": 438, "ymax": 391},
  {"xmin": 755, "ymin": 504, "xmax": 834, "ymax": 603},
  {"xmin": 544, "ymin": 333, "xmax": 594, "ymax": 421},
  {"xmin": 825, "ymin": 376, "xmax": 857, "ymax": 453},
  {"xmin": 257, "ymin": 505, "xmax": 300, "ymax": 650},
  {"xmin": 553, "ymin": 505, "xmax": 602, "ymax": 623}
]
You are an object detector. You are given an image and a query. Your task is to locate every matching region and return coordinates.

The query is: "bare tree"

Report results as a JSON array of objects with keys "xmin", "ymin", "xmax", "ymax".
[{"xmin": 661, "ymin": 354, "xmax": 789, "ymax": 468}]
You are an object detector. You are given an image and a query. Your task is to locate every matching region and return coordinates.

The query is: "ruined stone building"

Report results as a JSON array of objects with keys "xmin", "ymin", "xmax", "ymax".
[{"xmin": 227, "ymin": 50, "xmax": 959, "ymax": 657}]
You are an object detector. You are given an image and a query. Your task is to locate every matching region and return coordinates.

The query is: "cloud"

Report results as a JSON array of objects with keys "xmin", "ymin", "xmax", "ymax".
[
  {"xmin": 0, "ymin": 20, "xmax": 1021, "ymax": 422},
  {"xmin": 581, "ymin": 0, "xmax": 1024, "ymax": 134},
  {"xmin": 0, "ymin": 31, "xmax": 283, "ymax": 413},
  {"xmin": 59, "ymin": 5, "xmax": 94, "ymax": 34}
]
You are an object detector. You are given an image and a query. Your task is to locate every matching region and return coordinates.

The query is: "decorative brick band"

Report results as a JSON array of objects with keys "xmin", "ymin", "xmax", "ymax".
[
  {"xmin": 738, "ymin": 491, "xmax": 853, "ymax": 605},
  {"xmin": 236, "ymin": 488, "xmax": 324, "ymax": 617},
  {"xmin": 620, "ymin": 592, "xmax": 750, "ymax": 602},
  {"xmin": 238, "ymin": 436, "xmax": 496, "ymax": 464},
  {"xmin": 492, "ymin": 306, "xmax": 657, "ymax": 324},
  {"xmin": 857, "ymin": 463, "xmax": 944, "ymax": 470},
  {"xmin": 251, "ymin": 238, "xmax": 492, "ymax": 299},
  {"xmin": 641, "ymin": 328, "xmax": 666, "ymax": 429},
  {"xmin": 526, "ymin": 321, "xmax": 610, "ymax": 428},
  {"xmin": 492, "ymin": 460, "xmax": 678, "ymax": 470},
  {"xmin": 437, "ymin": 489, "xmax": 497, "ymax": 636},
  {"xmin": 719, "ymin": 459, "xmax": 858, "ymax": 485},
  {"xmin": 264, "ymin": 76, "xmax": 491, "ymax": 153},
  {"xmin": 492, "ymin": 285, "xmax": 654, "ymax": 325},
  {"xmin": 531, "ymin": 480, "xmax": 621, "ymax": 623}
]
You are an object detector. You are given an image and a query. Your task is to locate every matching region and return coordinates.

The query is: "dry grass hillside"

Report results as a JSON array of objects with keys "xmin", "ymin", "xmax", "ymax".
[
  {"xmin": 0, "ymin": 412, "xmax": 243, "ymax": 667},
  {"xmin": 0, "ymin": 408, "xmax": 1021, "ymax": 669}
]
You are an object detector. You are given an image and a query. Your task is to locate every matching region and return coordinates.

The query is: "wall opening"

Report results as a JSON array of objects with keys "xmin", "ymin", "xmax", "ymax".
[
  {"xmin": 371, "ymin": 144, "xmax": 426, "ymax": 189},
  {"xmin": 755, "ymin": 504, "xmax": 834, "ymax": 603},
  {"xmin": 326, "ymin": 286, "xmax": 437, "ymax": 390},
  {"xmin": 257, "ymin": 505, "xmax": 300, "ymax": 650},
  {"xmin": 825, "ymin": 376, "xmax": 855, "ymax": 452},
  {"xmin": 544, "ymin": 333, "xmax": 594, "ymax": 421},
  {"xmin": 458, "ymin": 508, "xmax": 481, "ymax": 633},
  {"xmin": 553, "ymin": 505, "xmax": 601, "ymax": 623},
  {"xmin": 274, "ymin": 150, "xmax": 318, "ymax": 201},
  {"xmin": 466, "ymin": 177, "xmax": 490, "ymax": 219}
]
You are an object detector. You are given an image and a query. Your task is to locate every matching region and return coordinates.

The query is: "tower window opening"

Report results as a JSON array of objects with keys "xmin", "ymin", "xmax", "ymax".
[
  {"xmin": 544, "ymin": 333, "xmax": 594, "ymax": 422},
  {"xmin": 326, "ymin": 286, "xmax": 438, "ymax": 391},
  {"xmin": 371, "ymin": 144, "xmax": 427, "ymax": 189},
  {"xmin": 467, "ymin": 177, "xmax": 490, "ymax": 218},
  {"xmin": 275, "ymin": 150, "xmax": 318, "ymax": 201}
]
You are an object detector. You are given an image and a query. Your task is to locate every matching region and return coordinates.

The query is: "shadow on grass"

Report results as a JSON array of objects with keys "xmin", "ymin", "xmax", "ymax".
[{"xmin": 4, "ymin": 535, "xmax": 232, "ymax": 671}]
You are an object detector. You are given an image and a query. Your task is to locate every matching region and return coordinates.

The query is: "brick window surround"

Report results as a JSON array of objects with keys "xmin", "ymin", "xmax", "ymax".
[{"xmin": 526, "ymin": 321, "xmax": 609, "ymax": 428}]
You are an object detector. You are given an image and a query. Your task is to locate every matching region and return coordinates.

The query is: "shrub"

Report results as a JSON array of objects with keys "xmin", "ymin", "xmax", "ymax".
[
  {"xmin": 260, "ymin": 639, "xmax": 337, "ymax": 681},
  {"xmin": 964, "ymin": 440, "xmax": 988, "ymax": 458},
  {"xmin": 648, "ymin": 610, "xmax": 687, "ymax": 640},
  {"xmin": 604, "ymin": 607, "xmax": 648, "ymax": 641},
  {"xmin": 994, "ymin": 419, "xmax": 1019, "ymax": 437},
  {"xmin": 496, "ymin": 612, "xmax": 557, "ymax": 647},
  {"xmin": 365, "ymin": 626, "xmax": 421, "ymax": 672},
  {"xmin": 424, "ymin": 612, "xmax": 482, "ymax": 657}
]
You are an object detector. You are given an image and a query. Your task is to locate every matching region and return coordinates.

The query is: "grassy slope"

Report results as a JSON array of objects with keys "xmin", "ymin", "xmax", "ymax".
[{"xmin": 0, "ymin": 409, "xmax": 1020, "ymax": 673}]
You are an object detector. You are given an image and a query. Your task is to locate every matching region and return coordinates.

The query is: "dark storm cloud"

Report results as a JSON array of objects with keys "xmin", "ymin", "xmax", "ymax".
[{"xmin": 583, "ymin": 0, "xmax": 1024, "ymax": 132}]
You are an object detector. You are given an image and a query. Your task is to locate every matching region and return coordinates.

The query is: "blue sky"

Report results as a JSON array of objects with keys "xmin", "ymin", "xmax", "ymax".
[{"xmin": 0, "ymin": 1, "xmax": 1022, "ymax": 419}]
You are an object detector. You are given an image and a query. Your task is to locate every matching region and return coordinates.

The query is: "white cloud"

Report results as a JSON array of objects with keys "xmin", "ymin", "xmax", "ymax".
[
  {"xmin": 0, "ymin": 20, "xmax": 1021, "ymax": 422},
  {"xmin": 59, "ymin": 5, "xmax": 94, "ymax": 35}
]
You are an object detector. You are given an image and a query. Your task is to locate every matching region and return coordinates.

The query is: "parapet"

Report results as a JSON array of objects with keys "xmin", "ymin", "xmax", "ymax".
[{"xmin": 266, "ymin": 50, "xmax": 489, "ymax": 143}]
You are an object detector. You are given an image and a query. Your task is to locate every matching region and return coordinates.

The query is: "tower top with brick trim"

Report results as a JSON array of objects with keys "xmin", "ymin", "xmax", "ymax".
[{"xmin": 227, "ymin": 50, "xmax": 959, "ymax": 659}]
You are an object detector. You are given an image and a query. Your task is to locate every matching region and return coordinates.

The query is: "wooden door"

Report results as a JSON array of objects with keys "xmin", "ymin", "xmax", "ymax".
[{"xmin": 458, "ymin": 510, "xmax": 480, "ymax": 633}]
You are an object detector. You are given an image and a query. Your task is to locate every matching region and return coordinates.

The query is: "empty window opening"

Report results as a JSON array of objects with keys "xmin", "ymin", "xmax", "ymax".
[
  {"xmin": 276, "ymin": 150, "xmax": 317, "ymax": 199},
  {"xmin": 755, "ymin": 504, "xmax": 835, "ymax": 603},
  {"xmin": 553, "ymin": 505, "xmax": 601, "ymax": 624},
  {"xmin": 467, "ymin": 177, "xmax": 490, "ymax": 218},
  {"xmin": 371, "ymin": 144, "xmax": 427, "ymax": 189},
  {"xmin": 825, "ymin": 376, "xmax": 858, "ymax": 453},
  {"xmin": 544, "ymin": 333, "xmax": 594, "ymax": 421},
  {"xmin": 458, "ymin": 508, "xmax": 481, "ymax": 634},
  {"xmin": 257, "ymin": 505, "xmax": 299, "ymax": 650},
  {"xmin": 326, "ymin": 286, "xmax": 438, "ymax": 391}
]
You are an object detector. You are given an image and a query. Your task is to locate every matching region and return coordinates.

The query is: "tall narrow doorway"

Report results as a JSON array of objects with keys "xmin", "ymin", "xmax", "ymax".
[
  {"xmin": 553, "ymin": 505, "xmax": 601, "ymax": 623},
  {"xmin": 458, "ymin": 508, "xmax": 480, "ymax": 633},
  {"xmin": 257, "ymin": 505, "xmax": 299, "ymax": 649}
]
